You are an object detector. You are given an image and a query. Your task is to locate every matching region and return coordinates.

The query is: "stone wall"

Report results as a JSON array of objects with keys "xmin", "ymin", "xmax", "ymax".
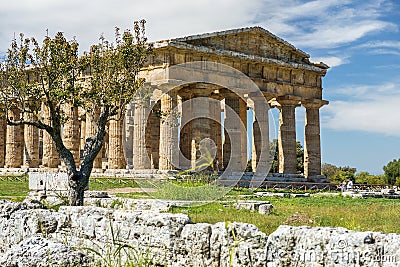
[{"xmin": 1, "ymin": 200, "xmax": 398, "ymax": 267}]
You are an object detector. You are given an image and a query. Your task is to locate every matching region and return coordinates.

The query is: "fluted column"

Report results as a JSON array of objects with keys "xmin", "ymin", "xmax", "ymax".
[
  {"xmin": 63, "ymin": 105, "xmax": 80, "ymax": 167},
  {"xmin": 191, "ymin": 90, "xmax": 211, "ymax": 169},
  {"xmin": 85, "ymin": 108, "xmax": 102, "ymax": 169},
  {"xmin": 159, "ymin": 90, "xmax": 178, "ymax": 170},
  {"xmin": 5, "ymin": 107, "xmax": 23, "ymax": 168},
  {"xmin": 133, "ymin": 98, "xmax": 151, "ymax": 169},
  {"xmin": 179, "ymin": 94, "xmax": 193, "ymax": 170},
  {"xmin": 149, "ymin": 101, "xmax": 160, "ymax": 169},
  {"xmin": 239, "ymin": 98, "xmax": 247, "ymax": 170},
  {"xmin": 41, "ymin": 103, "xmax": 60, "ymax": 168},
  {"xmin": 108, "ymin": 117, "xmax": 126, "ymax": 169},
  {"xmin": 251, "ymin": 95, "xmax": 270, "ymax": 172},
  {"xmin": 303, "ymin": 100, "xmax": 328, "ymax": 178},
  {"xmin": 124, "ymin": 104, "xmax": 134, "ymax": 167},
  {"xmin": 0, "ymin": 115, "xmax": 6, "ymax": 167},
  {"xmin": 223, "ymin": 96, "xmax": 243, "ymax": 172},
  {"xmin": 23, "ymin": 113, "xmax": 39, "ymax": 167},
  {"xmin": 209, "ymin": 94, "xmax": 223, "ymax": 168},
  {"xmin": 276, "ymin": 97, "xmax": 299, "ymax": 174}
]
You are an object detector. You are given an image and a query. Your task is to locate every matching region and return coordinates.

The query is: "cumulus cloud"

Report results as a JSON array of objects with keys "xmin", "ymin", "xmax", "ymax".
[
  {"xmin": 322, "ymin": 82, "xmax": 400, "ymax": 136},
  {"xmin": 256, "ymin": 0, "xmax": 397, "ymax": 49},
  {"xmin": 310, "ymin": 56, "xmax": 350, "ymax": 68},
  {"xmin": 0, "ymin": 0, "xmax": 262, "ymax": 52}
]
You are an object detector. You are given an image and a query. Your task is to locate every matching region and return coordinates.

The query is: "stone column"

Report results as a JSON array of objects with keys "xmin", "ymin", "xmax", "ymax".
[
  {"xmin": 63, "ymin": 105, "xmax": 80, "ymax": 167},
  {"xmin": 303, "ymin": 100, "xmax": 328, "ymax": 178},
  {"xmin": 108, "ymin": 116, "xmax": 126, "ymax": 169},
  {"xmin": 276, "ymin": 97, "xmax": 299, "ymax": 174},
  {"xmin": 149, "ymin": 101, "xmax": 160, "ymax": 169},
  {"xmin": 239, "ymin": 98, "xmax": 247, "ymax": 170},
  {"xmin": 191, "ymin": 90, "xmax": 211, "ymax": 169},
  {"xmin": 41, "ymin": 103, "xmax": 59, "ymax": 168},
  {"xmin": 85, "ymin": 108, "xmax": 102, "ymax": 169},
  {"xmin": 251, "ymin": 96, "xmax": 270, "ymax": 172},
  {"xmin": 23, "ymin": 113, "xmax": 40, "ymax": 167},
  {"xmin": 209, "ymin": 94, "xmax": 223, "ymax": 168},
  {"xmin": 5, "ymin": 107, "xmax": 23, "ymax": 168},
  {"xmin": 179, "ymin": 94, "xmax": 193, "ymax": 170},
  {"xmin": 124, "ymin": 103, "xmax": 134, "ymax": 167},
  {"xmin": 0, "ymin": 115, "xmax": 6, "ymax": 167},
  {"xmin": 223, "ymin": 96, "xmax": 243, "ymax": 172},
  {"xmin": 79, "ymin": 114, "xmax": 86, "ymax": 159},
  {"xmin": 133, "ymin": 98, "xmax": 151, "ymax": 169},
  {"xmin": 159, "ymin": 90, "xmax": 178, "ymax": 170}
]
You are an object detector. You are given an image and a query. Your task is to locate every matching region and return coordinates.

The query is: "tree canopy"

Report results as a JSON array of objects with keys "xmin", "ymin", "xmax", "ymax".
[{"xmin": 0, "ymin": 20, "xmax": 152, "ymax": 205}]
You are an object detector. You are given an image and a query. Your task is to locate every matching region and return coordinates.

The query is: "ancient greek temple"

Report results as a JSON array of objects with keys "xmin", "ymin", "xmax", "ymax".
[{"xmin": 0, "ymin": 27, "xmax": 329, "ymax": 179}]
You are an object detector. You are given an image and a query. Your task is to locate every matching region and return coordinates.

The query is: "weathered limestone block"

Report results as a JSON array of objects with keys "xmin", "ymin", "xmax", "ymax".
[
  {"xmin": 267, "ymin": 225, "xmax": 400, "ymax": 267},
  {"xmin": 0, "ymin": 236, "xmax": 88, "ymax": 267},
  {"xmin": 29, "ymin": 172, "xmax": 69, "ymax": 191}
]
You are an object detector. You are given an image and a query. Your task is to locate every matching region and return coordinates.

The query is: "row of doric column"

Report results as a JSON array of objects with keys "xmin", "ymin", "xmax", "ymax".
[
  {"xmin": 0, "ymin": 104, "xmax": 123, "ymax": 170},
  {"xmin": 0, "ymin": 93, "xmax": 325, "ymax": 178},
  {"xmin": 128, "ymin": 90, "xmax": 325, "ymax": 178}
]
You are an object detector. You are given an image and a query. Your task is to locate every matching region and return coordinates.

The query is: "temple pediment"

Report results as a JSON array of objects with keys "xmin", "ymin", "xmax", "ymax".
[{"xmin": 170, "ymin": 27, "xmax": 310, "ymax": 64}]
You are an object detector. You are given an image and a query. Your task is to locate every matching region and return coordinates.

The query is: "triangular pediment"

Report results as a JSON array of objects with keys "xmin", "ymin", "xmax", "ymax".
[{"xmin": 172, "ymin": 27, "xmax": 309, "ymax": 62}]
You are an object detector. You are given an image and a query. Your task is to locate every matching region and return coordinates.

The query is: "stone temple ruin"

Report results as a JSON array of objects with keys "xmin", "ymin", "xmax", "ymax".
[{"xmin": 0, "ymin": 27, "xmax": 329, "ymax": 180}]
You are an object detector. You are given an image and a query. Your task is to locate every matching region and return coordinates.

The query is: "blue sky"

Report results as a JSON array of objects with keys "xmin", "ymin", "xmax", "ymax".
[{"xmin": 1, "ymin": 0, "xmax": 399, "ymax": 174}]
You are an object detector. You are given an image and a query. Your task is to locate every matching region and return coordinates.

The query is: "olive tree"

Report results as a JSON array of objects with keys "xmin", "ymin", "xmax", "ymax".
[{"xmin": 0, "ymin": 20, "xmax": 152, "ymax": 205}]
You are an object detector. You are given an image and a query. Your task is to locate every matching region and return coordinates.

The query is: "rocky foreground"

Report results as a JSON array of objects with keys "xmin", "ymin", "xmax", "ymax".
[{"xmin": 0, "ymin": 200, "xmax": 399, "ymax": 267}]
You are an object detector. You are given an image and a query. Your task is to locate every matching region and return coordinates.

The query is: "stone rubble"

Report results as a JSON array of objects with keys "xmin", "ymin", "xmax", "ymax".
[{"xmin": 0, "ymin": 199, "xmax": 400, "ymax": 267}]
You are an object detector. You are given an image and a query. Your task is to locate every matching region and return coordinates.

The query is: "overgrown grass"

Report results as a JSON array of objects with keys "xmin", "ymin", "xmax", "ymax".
[
  {"xmin": 88, "ymin": 178, "xmax": 139, "ymax": 191},
  {"xmin": 171, "ymin": 196, "xmax": 400, "ymax": 235}
]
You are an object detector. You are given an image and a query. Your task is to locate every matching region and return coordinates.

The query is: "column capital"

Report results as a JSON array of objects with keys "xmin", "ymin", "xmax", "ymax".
[
  {"xmin": 274, "ymin": 95, "xmax": 301, "ymax": 108},
  {"xmin": 302, "ymin": 99, "xmax": 329, "ymax": 109},
  {"xmin": 249, "ymin": 92, "xmax": 277, "ymax": 102}
]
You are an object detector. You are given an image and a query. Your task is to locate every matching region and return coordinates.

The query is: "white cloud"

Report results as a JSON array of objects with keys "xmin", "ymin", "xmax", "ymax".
[
  {"xmin": 322, "ymin": 82, "xmax": 400, "ymax": 136},
  {"xmin": 0, "ymin": 0, "xmax": 397, "ymax": 53},
  {"xmin": 356, "ymin": 41, "xmax": 400, "ymax": 56},
  {"xmin": 256, "ymin": 0, "xmax": 397, "ymax": 49},
  {"xmin": 0, "ymin": 0, "xmax": 262, "ymax": 52},
  {"xmin": 310, "ymin": 56, "xmax": 349, "ymax": 68}
]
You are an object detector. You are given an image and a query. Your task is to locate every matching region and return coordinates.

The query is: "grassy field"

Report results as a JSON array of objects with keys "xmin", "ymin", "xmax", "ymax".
[
  {"xmin": 171, "ymin": 196, "xmax": 400, "ymax": 235},
  {"xmin": 1, "ymin": 176, "xmax": 399, "ymax": 236}
]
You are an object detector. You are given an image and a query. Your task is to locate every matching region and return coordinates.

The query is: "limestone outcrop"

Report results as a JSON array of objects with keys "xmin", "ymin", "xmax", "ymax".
[{"xmin": 0, "ymin": 200, "xmax": 399, "ymax": 267}]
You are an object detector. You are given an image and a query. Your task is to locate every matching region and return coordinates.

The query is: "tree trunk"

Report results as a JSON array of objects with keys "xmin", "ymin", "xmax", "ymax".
[{"xmin": 68, "ymin": 172, "xmax": 88, "ymax": 206}]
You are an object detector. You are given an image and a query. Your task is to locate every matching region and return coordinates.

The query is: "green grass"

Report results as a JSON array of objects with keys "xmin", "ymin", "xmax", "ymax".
[
  {"xmin": 171, "ymin": 196, "xmax": 400, "ymax": 235},
  {"xmin": 88, "ymin": 178, "xmax": 139, "ymax": 191},
  {"xmin": 0, "ymin": 179, "xmax": 29, "ymax": 198},
  {"xmin": 1, "ymin": 176, "xmax": 400, "ymax": 236}
]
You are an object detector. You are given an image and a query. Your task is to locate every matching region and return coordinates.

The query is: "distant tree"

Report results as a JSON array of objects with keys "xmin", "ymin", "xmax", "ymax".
[
  {"xmin": 322, "ymin": 163, "xmax": 356, "ymax": 183},
  {"xmin": 321, "ymin": 163, "xmax": 339, "ymax": 180},
  {"xmin": 0, "ymin": 21, "xmax": 152, "ymax": 205},
  {"xmin": 269, "ymin": 139, "xmax": 304, "ymax": 174},
  {"xmin": 383, "ymin": 159, "xmax": 400, "ymax": 185},
  {"xmin": 355, "ymin": 172, "xmax": 386, "ymax": 185},
  {"xmin": 296, "ymin": 141, "xmax": 304, "ymax": 174}
]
